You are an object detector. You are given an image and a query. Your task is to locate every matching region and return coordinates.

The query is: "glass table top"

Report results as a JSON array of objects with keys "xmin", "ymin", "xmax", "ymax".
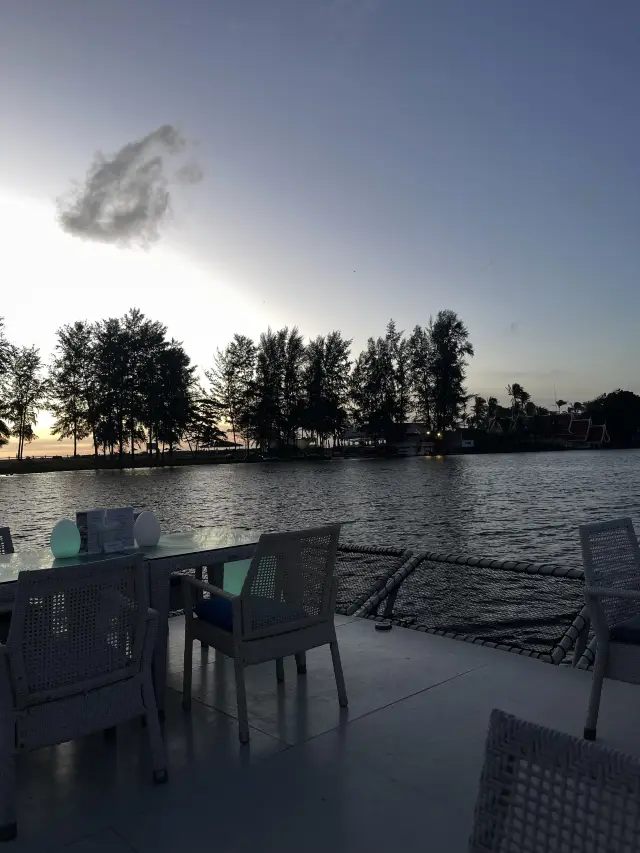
[{"xmin": 0, "ymin": 527, "xmax": 260, "ymax": 585}]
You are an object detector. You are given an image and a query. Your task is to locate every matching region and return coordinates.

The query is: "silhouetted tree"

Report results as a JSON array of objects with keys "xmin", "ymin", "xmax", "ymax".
[
  {"xmin": 183, "ymin": 391, "xmax": 227, "ymax": 455},
  {"xmin": 430, "ymin": 310, "xmax": 474, "ymax": 431},
  {"xmin": 5, "ymin": 346, "xmax": 47, "ymax": 459},
  {"xmin": 0, "ymin": 318, "xmax": 13, "ymax": 448},
  {"xmin": 48, "ymin": 321, "xmax": 93, "ymax": 456},
  {"xmin": 506, "ymin": 383, "xmax": 531, "ymax": 415},
  {"xmin": 302, "ymin": 331, "xmax": 351, "ymax": 446},
  {"xmin": 467, "ymin": 395, "xmax": 488, "ymax": 428},
  {"xmin": 584, "ymin": 390, "xmax": 640, "ymax": 445},
  {"xmin": 408, "ymin": 324, "xmax": 434, "ymax": 430},
  {"xmin": 208, "ymin": 334, "xmax": 257, "ymax": 449}
]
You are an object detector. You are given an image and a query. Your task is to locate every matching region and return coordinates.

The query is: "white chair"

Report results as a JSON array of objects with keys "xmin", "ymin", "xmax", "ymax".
[
  {"xmin": 0, "ymin": 529, "xmax": 13, "ymax": 556},
  {"xmin": 182, "ymin": 524, "xmax": 347, "ymax": 743},
  {"xmin": 579, "ymin": 518, "xmax": 640, "ymax": 741},
  {"xmin": 0, "ymin": 554, "xmax": 167, "ymax": 841},
  {"xmin": 0, "ymin": 529, "xmax": 14, "ymax": 646},
  {"xmin": 469, "ymin": 708, "xmax": 640, "ymax": 852}
]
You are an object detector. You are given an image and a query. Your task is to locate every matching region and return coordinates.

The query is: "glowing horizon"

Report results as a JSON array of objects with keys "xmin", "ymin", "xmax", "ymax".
[{"xmin": 0, "ymin": 191, "xmax": 277, "ymax": 457}]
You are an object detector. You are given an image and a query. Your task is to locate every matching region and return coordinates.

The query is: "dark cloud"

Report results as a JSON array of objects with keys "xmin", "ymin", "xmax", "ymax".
[{"xmin": 57, "ymin": 124, "xmax": 202, "ymax": 248}]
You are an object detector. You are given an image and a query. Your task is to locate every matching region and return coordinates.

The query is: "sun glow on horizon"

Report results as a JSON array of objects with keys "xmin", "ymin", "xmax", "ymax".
[{"xmin": 0, "ymin": 191, "xmax": 273, "ymax": 456}]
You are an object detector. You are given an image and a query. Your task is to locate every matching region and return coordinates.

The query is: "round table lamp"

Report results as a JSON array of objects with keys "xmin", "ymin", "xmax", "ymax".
[
  {"xmin": 134, "ymin": 511, "xmax": 161, "ymax": 547},
  {"xmin": 50, "ymin": 519, "xmax": 81, "ymax": 559}
]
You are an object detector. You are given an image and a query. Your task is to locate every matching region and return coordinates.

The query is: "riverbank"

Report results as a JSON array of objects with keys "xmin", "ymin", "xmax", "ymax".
[
  {"xmin": 0, "ymin": 452, "xmax": 243, "ymax": 476},
  {"xmin": 0, "ymin": 440, "xmax": 630, "ymax": 476}
]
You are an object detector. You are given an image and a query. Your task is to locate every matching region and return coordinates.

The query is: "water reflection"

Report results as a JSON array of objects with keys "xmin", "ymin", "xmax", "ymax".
[{"xmin": 1, "ymin": 450, "xmax": 639, "ymax": 566}]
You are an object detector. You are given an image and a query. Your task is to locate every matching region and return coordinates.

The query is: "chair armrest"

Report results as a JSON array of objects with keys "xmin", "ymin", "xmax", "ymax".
[
  {"xmin": 180, "ymin": 575, "xmax": 237, "ymax": 602},
  {"xmin": 585, "ymin": 587, "xmax": 640, "ymax": 601}
]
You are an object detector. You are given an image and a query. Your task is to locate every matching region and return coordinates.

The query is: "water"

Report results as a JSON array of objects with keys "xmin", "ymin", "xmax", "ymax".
[
  {"xmin": 2, "ymin": 450, "xmax": 639, "ymax": 562},
  {"xmin": 2, "ymin": 450, "xmax": 639, "ymax": 653}
]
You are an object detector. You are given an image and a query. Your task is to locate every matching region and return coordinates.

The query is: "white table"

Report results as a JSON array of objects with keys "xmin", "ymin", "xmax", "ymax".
[{"xmin": 0, "ymin": 528, "xmax": 261, "ymax": 711}]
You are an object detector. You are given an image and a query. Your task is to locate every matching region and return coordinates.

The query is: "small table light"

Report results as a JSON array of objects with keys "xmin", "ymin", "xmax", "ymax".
[
  {"xmin": 50, "ymin": 519, "xmax": 81, "ymax": 559},
  {"xmin": 134, "ymin": 511, "xmax": 161, "ymax": 548}
]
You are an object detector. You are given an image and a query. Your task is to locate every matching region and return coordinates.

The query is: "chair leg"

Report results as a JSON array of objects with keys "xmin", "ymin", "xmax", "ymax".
[
  {"xmin": 276, "ymin": 657, "xmax": 285, "ymax": 683},
  {"xmin": 143, "ymin": 677, "xmax": 168, "ymax": 783},
  {"xmin": 0, "ymin": 754, "xmax": 17, "ymax": 841},
  {"xmin": 330, "ymin": 639, "xmax": 348, "ymax": 708},
  {"xmin": 584, "ymin": 647, "xmax": 607, "ymax": 740},
  {"xmin": 295, "ymin": 652, "xmax": 307, "ymax": 675},
  {"xmin": 234, "ymin": 658, "xmax": 250, "ymax": 744},
  {"xmin": 182, "ymin": 631, "xmax": 193, "ymax": 711}
]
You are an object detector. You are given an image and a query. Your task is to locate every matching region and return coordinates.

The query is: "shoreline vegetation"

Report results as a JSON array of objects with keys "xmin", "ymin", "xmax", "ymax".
[
  {"xmin": 1, "ymin": 310, "xmax": 639, "ymax": 469},
  {"xmin": 1, "ymin": 439, "xmax": 638, "ymax": 477}
]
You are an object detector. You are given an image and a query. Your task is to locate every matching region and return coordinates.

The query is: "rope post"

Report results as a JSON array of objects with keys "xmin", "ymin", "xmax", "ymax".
[{"xmin": 382, "ymin": 587, "xmax": 399, "ymax": 619}]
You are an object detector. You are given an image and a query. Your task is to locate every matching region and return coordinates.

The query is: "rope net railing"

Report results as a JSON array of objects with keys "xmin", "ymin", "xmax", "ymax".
[
  {"xmin": 334, "ymin": 544, "xmax": 413, "ymax": 615},
  {"xmin": 165, "ymin": 541, "xmax": 591, "ymax": 665},
  {"xmin": 167, "ymin": 543, "xmax": 413, "ymax": 618},
  {"xmin": 358, "ymin": 552, "xmax": 587, "ymax": 663}
]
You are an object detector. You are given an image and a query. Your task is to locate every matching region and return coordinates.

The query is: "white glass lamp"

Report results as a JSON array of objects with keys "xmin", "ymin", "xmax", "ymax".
[
  {"xmin": 50, "ymin": 519, "xmax": 81, "ymax": 559},
  {"xmin": 134, "ymin": 511, "xmax": 161, "ymax": 547}
]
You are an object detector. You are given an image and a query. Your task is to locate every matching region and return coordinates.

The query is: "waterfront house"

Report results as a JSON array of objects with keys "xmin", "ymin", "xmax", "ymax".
[{"xmin": 383, "ymin": 422, "xmax": 435, "ymax": 456}]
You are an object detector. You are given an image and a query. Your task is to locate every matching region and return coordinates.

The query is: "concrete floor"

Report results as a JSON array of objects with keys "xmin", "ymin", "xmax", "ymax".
[{"xmin": 8, "ymin": 615, "xmax": 640, "ymax": 853}]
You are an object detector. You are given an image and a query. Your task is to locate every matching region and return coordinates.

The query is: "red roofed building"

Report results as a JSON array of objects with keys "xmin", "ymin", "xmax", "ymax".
[
  {"xmin": 586, "ymin": 424, "xmax": 610, "ymax": 446},
  {"xmin": 563, "ymin": 415, "xmax": 609, "ymax": 447},
  {"xmin": 568, "ymin": 418, "xmax": 591, "ymax": 441}
]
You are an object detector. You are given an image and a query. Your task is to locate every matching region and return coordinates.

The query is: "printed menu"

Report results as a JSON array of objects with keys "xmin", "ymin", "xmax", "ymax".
[
  {"xmin": 76, "ymin": 507, "xmax": 135, "ymax": 554},
  {"xmin": 76, "ymin": 509, "xmax": 106, "ymax": 554},
  {"xmin": 101, "ymin": 507, "xmax": 135, "ymax": 553}
]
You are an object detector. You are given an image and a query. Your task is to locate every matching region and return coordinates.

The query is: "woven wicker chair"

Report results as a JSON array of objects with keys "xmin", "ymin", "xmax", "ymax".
[
  {"xmin": 182, "ymin": 524, "xmax": 347, "ymax": 743},
  {"xmin": 469, "ymin": 708, "xmax": 640, "ymax": 852},
  {"xmin": 0, "ymin": 554, "xmax": 167, "ymax": 841},
  {"xmin": 579, "ymin": 518, "xmax": 640, "ymax": 741},
  {"xmin": 0, "ymin": 529, "xmax": 13, "ymax": 556}
]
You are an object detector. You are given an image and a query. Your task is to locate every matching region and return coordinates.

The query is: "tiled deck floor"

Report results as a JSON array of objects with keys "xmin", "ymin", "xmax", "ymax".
[{"xmin": 9, "ymin": 615, "xmax": 640, "ymax": 853}]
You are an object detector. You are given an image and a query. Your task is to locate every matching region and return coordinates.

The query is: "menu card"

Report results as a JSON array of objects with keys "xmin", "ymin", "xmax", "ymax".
[
  {"xmin": 101, "ymin": 507, "xmax": 135, "ymax": 553},
  {"xmin": 76, "ymin": 507, "xmax": 135, "ymax": 554},
  {"xmin": 76, "ymin": 509, "xmax": 106, "ymax": 554}
]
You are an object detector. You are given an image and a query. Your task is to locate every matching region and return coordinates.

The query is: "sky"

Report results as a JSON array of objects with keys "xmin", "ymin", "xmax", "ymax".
[{"xmin": 2, "ymin": 0, "xmax": 640, "ymax": 454}]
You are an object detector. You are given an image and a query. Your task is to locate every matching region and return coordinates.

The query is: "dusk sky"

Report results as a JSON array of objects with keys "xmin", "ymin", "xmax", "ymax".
[{"xmin": 2, "ymin": 0, "xmax": 640, "ymax": 450}]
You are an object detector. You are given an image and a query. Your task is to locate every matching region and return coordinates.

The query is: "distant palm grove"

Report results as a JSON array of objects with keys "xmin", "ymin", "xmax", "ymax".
[{"xmin": 0, "ymin": 310, "xmax": 637, "ymax": 459}]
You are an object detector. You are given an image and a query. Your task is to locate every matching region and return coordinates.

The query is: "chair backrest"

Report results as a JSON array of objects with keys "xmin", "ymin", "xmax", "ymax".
[
  {"xmin": 469, "ymin": 708, "xmax": 640, "ymax": 852},
  {"xmin": 0, "ymin": 527, "xmax": 13, "ymax": 555},
  {"xmin": 5, "ymin": 553, "xmax": 149, "ymax": 709},
  {"xmin": 579, "ymin": 518, "xmax": 640, "ymax": 627},
  {"xmin": 240, "ymin": 524, "xmax": 341, "ymax": 640}
]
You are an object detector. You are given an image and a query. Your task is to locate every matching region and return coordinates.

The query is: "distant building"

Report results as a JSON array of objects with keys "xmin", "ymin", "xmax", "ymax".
[
  {"xmin": 383, "ymin": 423, "xmax": 436, "ymax": 456},
  {"xmin": 341, "ymin": 423, "xmax": 435, "ymax": 455},
  {"xmin": 487, "ymin": 406, "xmax": 609, "ymax": 448}
]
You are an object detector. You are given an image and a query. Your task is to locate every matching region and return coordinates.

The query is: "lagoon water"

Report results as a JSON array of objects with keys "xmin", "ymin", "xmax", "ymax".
[
  {"xmin": 3, "ymin": 450, "xmax": 639, "ymax": 652},
  {"xmin": 2, "ymin": 450, "xmax": 639, "ymax": 564}
]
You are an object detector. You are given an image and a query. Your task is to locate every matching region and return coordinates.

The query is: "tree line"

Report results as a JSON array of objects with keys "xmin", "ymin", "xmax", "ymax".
[
  {"xmin": 0, "ymin": 309, "xmax": 475, "ymax": 458},
  {"xmin": 465, "ymin": 382, "xmax": 640, "ymax": 445},
  {"xmin": 1, "ymin": 309, "xmax": 638, "ymax": 459}
]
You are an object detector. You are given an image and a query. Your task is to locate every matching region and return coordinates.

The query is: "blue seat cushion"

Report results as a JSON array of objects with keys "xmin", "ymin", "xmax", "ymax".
[
  {"xmin": 195, "ymin": 597, "xmax": 234, "ymax": 631},
  {"xmin": 194, "ymin": 597, "xmax": 308, "ymax": 632},
  {"xmin": 610, "ymin": 615, "xmax": 640, "ymax": 644}
]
